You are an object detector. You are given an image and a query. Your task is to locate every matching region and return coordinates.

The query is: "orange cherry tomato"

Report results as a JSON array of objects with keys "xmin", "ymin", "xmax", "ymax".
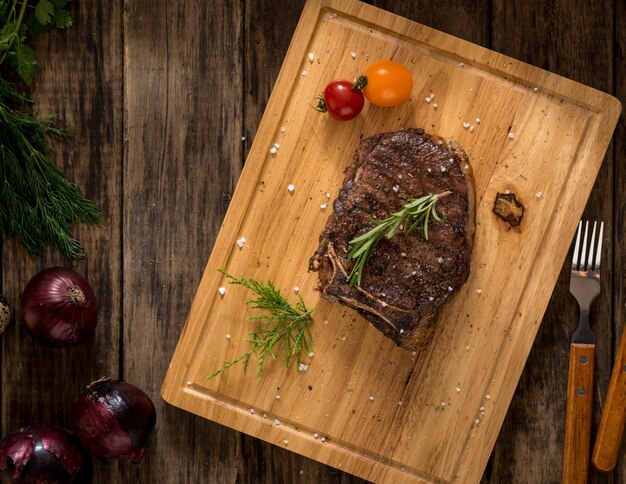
[{"xmin": 362, "ymin": 60, "xmax": 413, "ymax": 107}]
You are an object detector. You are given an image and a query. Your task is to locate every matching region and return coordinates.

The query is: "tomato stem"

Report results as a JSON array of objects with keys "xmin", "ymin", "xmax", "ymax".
[
  {"xmin": 353, "ymin": 75, "xmax": 368, "ymax": 91},
  {"xmin": 312, "ymin": 95, "xmax": 327, "ymax": 113}
]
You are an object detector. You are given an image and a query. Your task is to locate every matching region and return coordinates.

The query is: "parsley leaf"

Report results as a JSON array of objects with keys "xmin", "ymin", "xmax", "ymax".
[
  {"xmin": 6, "ymin": 43, "xmax": 36, "ymax": 85},
  {"xmin": 34, "ymin": 0, "xmax": 55, "ymax": 26},
  {"xmin": 53, "ymin": 7, "xmax": 71, "ymax": 29}
]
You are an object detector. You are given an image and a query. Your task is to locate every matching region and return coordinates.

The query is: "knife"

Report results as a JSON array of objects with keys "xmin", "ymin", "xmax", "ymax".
[{"xmin": 591, "ymin": 319, "xmax": 626, "ymax": 472}]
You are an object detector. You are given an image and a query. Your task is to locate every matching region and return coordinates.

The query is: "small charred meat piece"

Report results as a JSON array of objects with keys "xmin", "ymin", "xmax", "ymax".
[{"xmin": 493, "ymin": 192, "xmax": 524, "ymax": 227}]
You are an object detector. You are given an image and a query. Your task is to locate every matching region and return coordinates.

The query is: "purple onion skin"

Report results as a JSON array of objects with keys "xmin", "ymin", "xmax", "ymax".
[
  {"xmin": 0, "ymin": 425, "xmax": 92, "ymax": 483},
  {"xmin": 20, "ymin": 268, "xmax": 98, "ymax": 347},
  {"xmin": 73, "ymin": 379, "xmax": 156, "ymax": 464}
]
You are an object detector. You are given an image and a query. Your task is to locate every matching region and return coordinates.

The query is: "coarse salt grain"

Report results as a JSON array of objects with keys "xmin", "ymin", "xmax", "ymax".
[
  {"xmin": 218, "ymin": 287, "xmax": 226, "ymax": 296},
  {"xmin": 535, "ymin": 192, "xmax": 543, "ymax": 199},
  {"xmin": 241, "ymin": 136, "xmax": 246, "ymax": 141},
  {"xmin": 425, "ymin": 97, "xmax": 432, "ymax": 103},
  {"xmin": 441, "ymin": 402, "xmax": 446, "ymax": 407},
  {"xmin": 308, "ymin": 52, "xmax": 315, "ymax": 63},
  {"xmin": 428, "ymin": 296, "xmax": 434, "ymax": 302},
  {"xmin": 392, "ymin": 185, "xmax": 399, "ymax": 192},
  {"xmin": 448, "ymin": 286, "xmax": 453, "ymax": 292},
  {"xmin": 411, "ymin": 271, "xmax": 417, "ymax": 275},
  {"xmin": 469, "ymin": 125, "xmax": 475, "ymax": 132},
  {"xmin": 287, "ymin": 184, "xmax": 295, "ymax": 192},
  {"xmin": 480, "ymin": 406, "xmax": 485, "ymax": 411},
  {"xmin": 485, "ymin": 394, "xmax": 491, "ymax": 400},
  {"xmin": 293, "ymin": 287, "xmax": 300, "ymax": 294},
  {"xmin": 274, "ymin": 143, "xmax": 280, "ymax": 149},
  {"xmin": 533, "ymin": 87, "xmax": 538, "ymax": 92},
  {"xmin": 309, "ymin": 352, "xmax": 314, "ymax": 357},
  {"xmin": 280, "ymin": 126, "xmax": 286, "ymax": 133},
  {"xmin": 459, "ymin": 62, "xmax": 465, "ymax": 67},
  {"xmin": 399, "ymin": 329, "xmax": 404, "ymax": 334},
  {"xmin": 225, "ymin": 334, "xmax": 231, "ymax": 340},
  {"xmin": 351, "ymin": 51, "xmax": 357, "ymax": 59},
  {"xmin": 427, "ymin": 168, "xmax": 432, "ymax": 173},
  {"xmin": 313, "ymin": 433, "xmax": 319, "ymax": 439},
  {"xmin": 249, "ymin": 408, "xmax": 255, "ymax": 414},
  {"xmin": 401, "ymin": 252, "xmax": 407, "ymax": 257},
  {"xmin": 301, "ymin": 70, "xmax": 307, "ymax": 77},
  {"xmin": 321, "ymin": 437, "xmax": 326, "ymax": 442},
  {"xmin": 437, "ymin": 257, "xmax": 443, "ymax": 264},
  {"xmin": 476, "ymin": 288, "xmax": 483, "ymax": 294},
  {"xmin": 463, "ymin": 121, "xmax": 470, "ymax": 129},
  {"xmin": 475, "ymin": 419, "xmax": 480, "ymax": 425},
  {"xmin": 381, "ymin": 302, "xmax": 388, "ymax": 307},
  {"xmin": 283, "ymin": 440, "xmax": 289, "ymax": 445},
  {"xmin": 433, "ymin": 103, "xmax": 438, "ymax": 109},
  {"xmin": 275, "ymin": 394, "xmax": 281, "ymax": 400},
  {"xmin": 456, "ymin": 387, "xmax": 461, "ymax": 392},
  {"xmin": 236, "ymin": 236, "xmax": 246, "ymax": 248},
  {"xmin": 398, "ymin": 401, "xmax": 403, "ymax": 406},
  {"xmin": 323, "ymin": 319, "xmax": 329, "ymax": 325},
  {"xmin": 300, "ymin": 470, "xmax": 304, "ymax": 475},
  {"xmin": 274, "ymin": 419, "xmax": 281, "ymax": 425},
  {"xmin": 270, "ymin": 146, "xmax": 277, "ymax": 154},
  {"xmin": 369, "ymin": 396, "xmax": 374, "ymax": 401},
  {"xmin": 320, "ymin": 203, "xmax": 328, "ymax": 209},
  {"xmin": 475, "ymin": 117, "xmax": 481, "ymax": 124},
  {"xmin": 440, "ymin": 166, "xmax": 447, "ymax": 172},
  {"xmin": 326, "ymin": 192, "xmax": 331, "ymax": 198},
  {"xmin": 508, "ymin": 132, "xmax": 515, "ymax": 139}
]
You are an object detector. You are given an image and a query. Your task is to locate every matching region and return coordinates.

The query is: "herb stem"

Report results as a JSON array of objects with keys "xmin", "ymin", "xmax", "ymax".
[
  {"xmin": 347, "ymin": 191, "xmax": 451, "ymax": 287},
  {"xmin": 208, "ymin": 270, "xmax": 315, "ymax": 380}
]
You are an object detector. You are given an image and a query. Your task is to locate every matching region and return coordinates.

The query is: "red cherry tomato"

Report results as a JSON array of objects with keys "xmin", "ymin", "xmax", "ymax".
[{"xmin": 319, "ymin": 80, "xmax": 364, "ymax": 121}]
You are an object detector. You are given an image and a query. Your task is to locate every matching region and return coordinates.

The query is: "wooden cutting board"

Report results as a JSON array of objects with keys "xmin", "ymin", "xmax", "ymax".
[{"xmin": 161, "ymin": 0, "xmax": 620, "ymax": 482}]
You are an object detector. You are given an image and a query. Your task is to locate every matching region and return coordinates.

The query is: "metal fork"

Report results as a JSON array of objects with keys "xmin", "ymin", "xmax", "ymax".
[{"xmin": 562, "ymin": 220, "xmax": 604, "ymax": 484}]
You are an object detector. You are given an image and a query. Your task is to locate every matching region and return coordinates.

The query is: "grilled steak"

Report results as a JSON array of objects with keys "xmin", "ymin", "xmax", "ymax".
[{"xmin": 309, "ymin": 128, "xmax": 475, "ymax": 351}]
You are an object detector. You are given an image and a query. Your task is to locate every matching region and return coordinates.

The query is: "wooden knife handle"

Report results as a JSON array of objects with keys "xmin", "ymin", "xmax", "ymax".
[
  {"xmin": 563, "ymin": 343, "xmax": 595, "ymax": 484},
  {"xmin": 592, "ymin": 325, "xmax": 626, "ymax": 472}
]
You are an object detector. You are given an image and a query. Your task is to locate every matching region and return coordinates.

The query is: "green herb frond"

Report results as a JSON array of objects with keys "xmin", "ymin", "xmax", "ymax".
[
  {"xmin": 346, "ymin": 192, "xmax": 451, "ymax": 287},
  {"xmin": 208, "ymin": 270, "xmax": 314, "ymax": 380}
]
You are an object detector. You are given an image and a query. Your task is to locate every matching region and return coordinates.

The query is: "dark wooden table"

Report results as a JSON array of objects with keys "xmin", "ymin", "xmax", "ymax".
[{"xmin": 1, "ymin": 1, "xmax": 624, "ymax": 482}]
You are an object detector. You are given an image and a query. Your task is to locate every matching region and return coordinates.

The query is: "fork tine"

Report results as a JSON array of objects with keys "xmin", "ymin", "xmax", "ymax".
[
  {"xmin": 572, "ymin": 221, "xmax": 582, "ymax": 270},
  {"xmin": 588, "ymin": 221, "xmax": 597, "ymax": 272},
  {"xmin": 580, "ymin": 221, "xmax": 589, "ymax": 271},
  {"xmin": 594, "ymin": 221, "xmax": 604, "ymax": 272}
]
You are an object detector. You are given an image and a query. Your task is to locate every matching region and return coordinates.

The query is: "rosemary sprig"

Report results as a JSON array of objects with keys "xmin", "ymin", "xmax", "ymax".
[
  {"xmin": 208, "ymin": 270, "xmax": 315, "ymax": 380},
  {"xmin": 347, "ymin": 191, "xmax": 451, "ymax": 287}
]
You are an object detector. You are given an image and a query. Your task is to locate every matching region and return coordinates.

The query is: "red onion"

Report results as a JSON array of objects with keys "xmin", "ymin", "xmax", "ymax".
[
  {"xmin": 0, "ymin": 425, "xmax": 92, "ymax": 483},
  {"xmin": 73, "ymin": 378, "xmax": 156, "ymax": 464},
  {"xmin": 20, "ymin": 267, "xmax": 98, "ymax": 347}
]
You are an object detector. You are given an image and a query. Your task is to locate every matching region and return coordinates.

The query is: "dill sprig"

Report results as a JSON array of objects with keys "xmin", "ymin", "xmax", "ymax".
[
  {"xmin": 0, "ymin": 78, "xmax": 102, "ymax": 258},
  {"xmin": 347, "ymin": 191, "xmax": 451, "ymax": 287},
  {"xmin": 208, "ymin": 270, "xmax": 315, "ymax": 380},
  {"xmin": 0, "ymin": 1, "xmax": 101, "ymax": 259}
]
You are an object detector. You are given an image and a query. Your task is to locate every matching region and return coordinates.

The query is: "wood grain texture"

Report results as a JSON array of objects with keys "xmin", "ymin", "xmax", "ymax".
[
  {"xmin": 121, "ymin": 0, "xmax": 245, "ymax": 483},
  {"xmin": 613, "ymin": 0, "xmax": 626, "ymax": 480},
  {"xmin": 489, "ymin": 1, "xmax": 616, "ymax": 482},
  {"xmin": 563, "ymin": 343, "xmax": 596, "ymax": 483},
  {"xmin": 1, "ymin": 1, "xmax": 123, "ymax": 481},
  {"xmin": 1, "ymin": 1, "xmax": 624, "ymax": 483},
  {"xmin": 162, "ymin": 0, "xmax": 619, "ymax": 482},
  {"xmin": 592, "ymin": 324, "xmax": 626, "ymax": 472}
]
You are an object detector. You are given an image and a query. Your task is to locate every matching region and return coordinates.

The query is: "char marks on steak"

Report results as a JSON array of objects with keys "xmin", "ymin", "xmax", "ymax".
[{"xmin": 309, "ymin": 128, "xmax": 476, "ymax": 351}]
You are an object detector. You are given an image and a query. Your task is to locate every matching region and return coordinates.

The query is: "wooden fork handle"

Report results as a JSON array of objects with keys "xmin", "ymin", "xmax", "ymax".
[
  {"xmin": 563, "ymin": 343, "xmax": 595, "ymax": 484},
  {"xmin": 592, "ymin": 325, "xmax": 626, "ymax": 472}
]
